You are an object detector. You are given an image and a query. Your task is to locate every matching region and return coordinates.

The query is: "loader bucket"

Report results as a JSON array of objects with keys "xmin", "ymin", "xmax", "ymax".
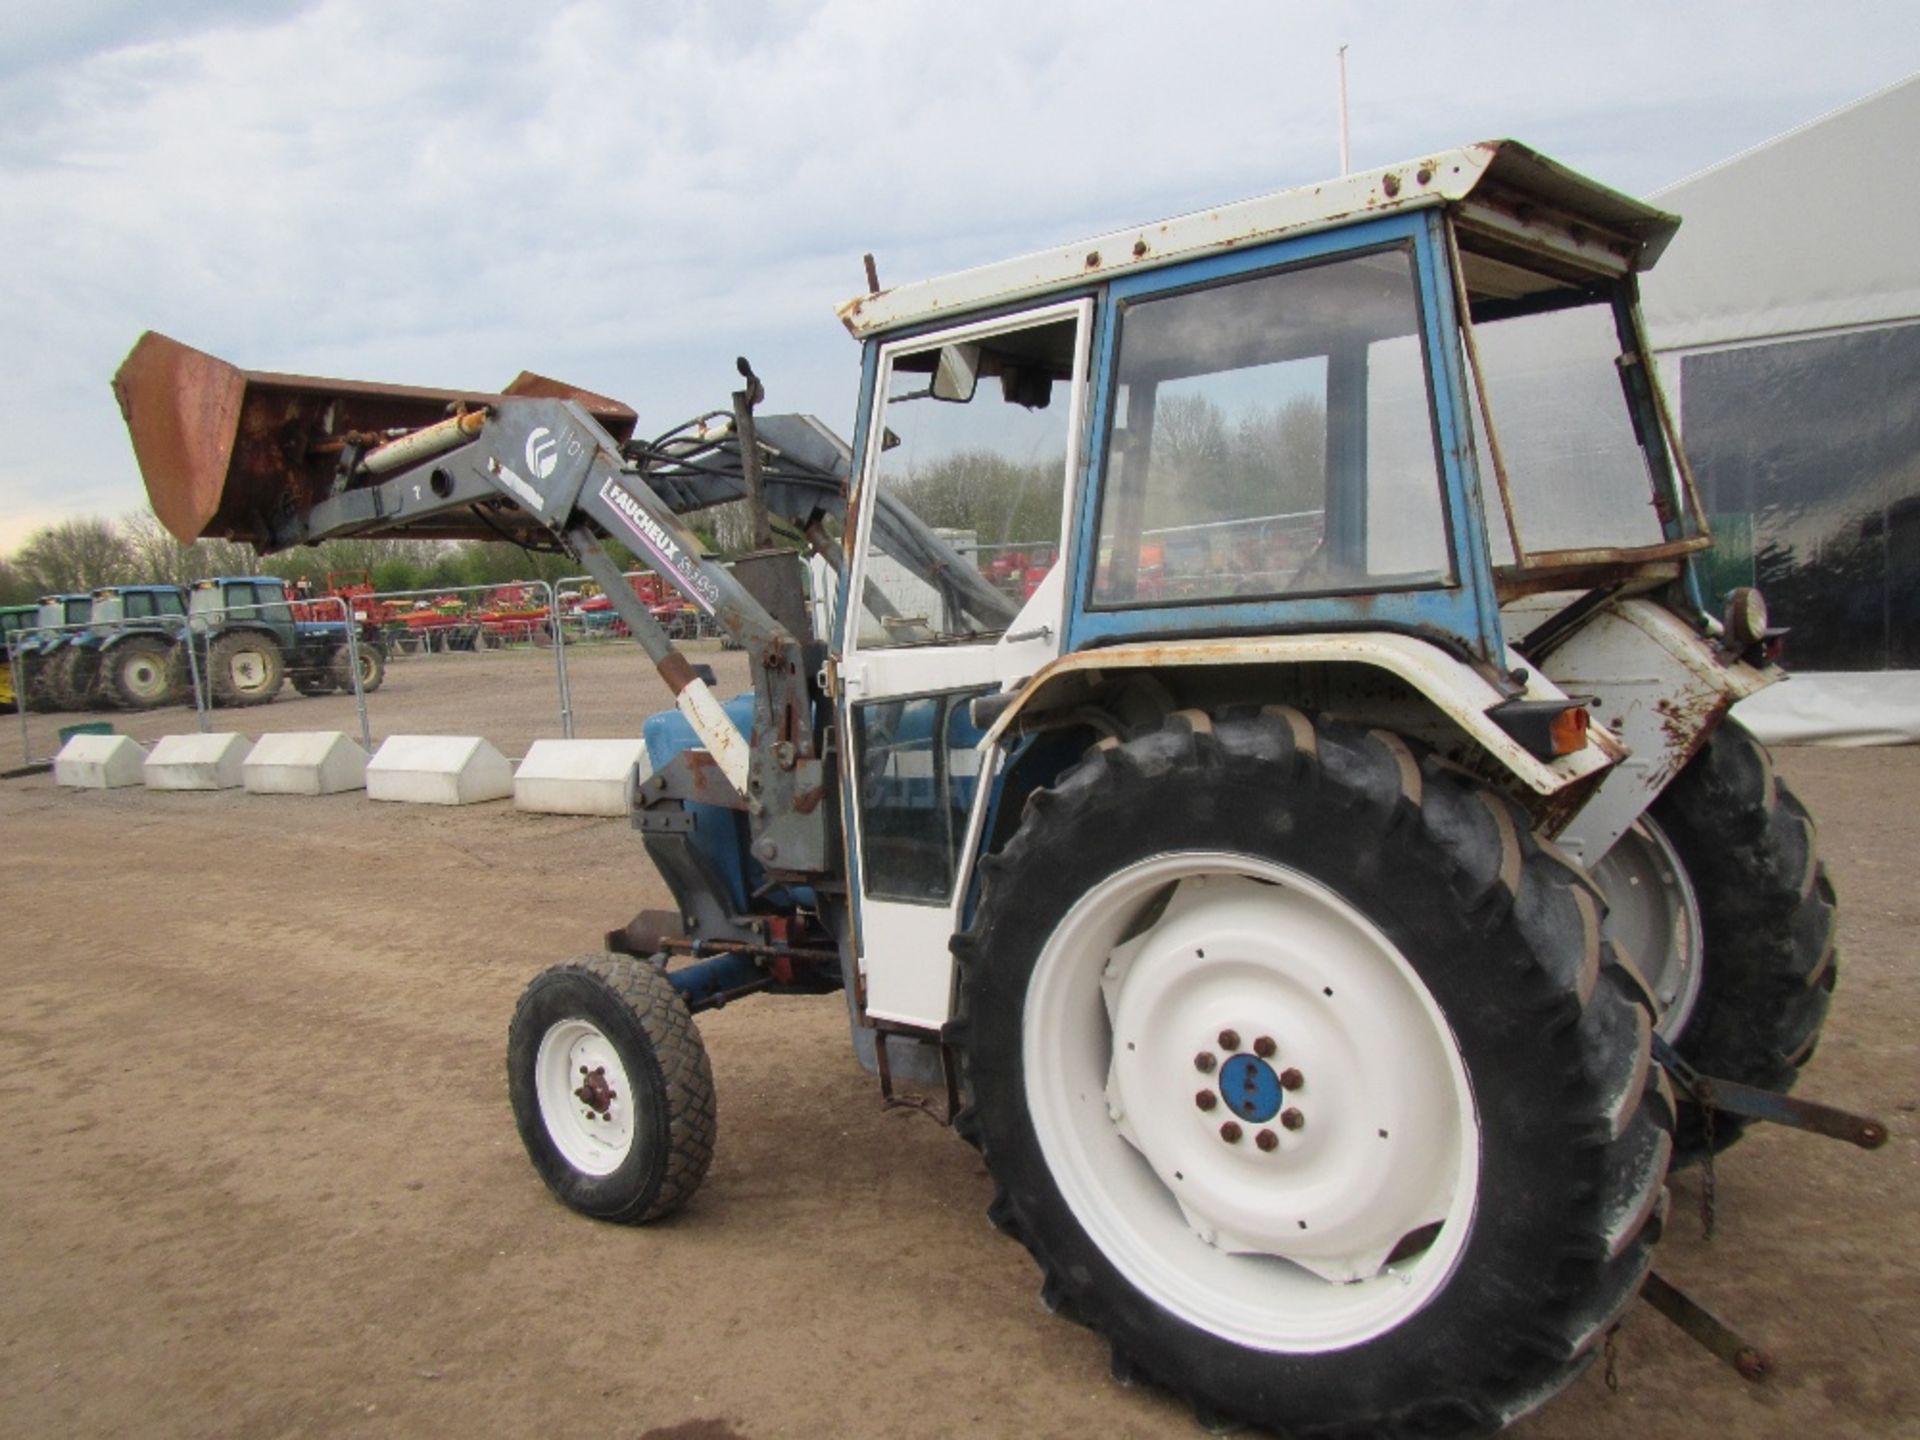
[{"xmin": 113, "ymin": 331, "xmax": 638, "ymax": 547}]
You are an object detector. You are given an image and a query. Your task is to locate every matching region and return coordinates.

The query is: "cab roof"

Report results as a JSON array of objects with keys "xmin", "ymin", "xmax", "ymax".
[{"xmin": 838, "ymin": 140, "xmax": 1679, "ymax": 340}]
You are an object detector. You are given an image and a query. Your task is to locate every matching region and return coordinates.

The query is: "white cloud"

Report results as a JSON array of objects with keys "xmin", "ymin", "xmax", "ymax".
[{"xmin": 1, "ymin": 0, "xmax": 1916, "ymax": 551}]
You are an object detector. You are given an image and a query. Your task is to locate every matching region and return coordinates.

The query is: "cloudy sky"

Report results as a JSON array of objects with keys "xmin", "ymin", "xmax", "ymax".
[{"xmin": 2, "ymin": 1, "xmax": 1916, "ymax": 552}]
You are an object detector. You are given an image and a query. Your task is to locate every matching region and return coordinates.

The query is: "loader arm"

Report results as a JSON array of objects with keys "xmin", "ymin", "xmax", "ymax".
[{"xmin": 114, "ymin": 334, "xmax": 837, "ymax": 875}]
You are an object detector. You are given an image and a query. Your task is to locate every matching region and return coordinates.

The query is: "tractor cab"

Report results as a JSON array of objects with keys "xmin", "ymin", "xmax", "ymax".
[
  {"xmin": 189, "ymin": 576, "xmax": 297, "ymax": 639},
  {"xmin": 24, "ymin": 593, "xmax": 91, "ymax": 654},
  {"xmin": 836, "ymin": 142, "xmax": 1699, "ymax": 676},
  {"xmin": 830, "ymin": 140, "xmax": 1712, "ymax": 1027},
  {"xmin": 87, "ymin": 584, "xmax": 187, "ymax": 629}
]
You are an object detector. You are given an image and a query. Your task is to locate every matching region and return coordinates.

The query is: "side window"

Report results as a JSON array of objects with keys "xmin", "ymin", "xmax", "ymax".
[
  {"xmin": 851, "ymin": 691, "xmax": 990, "ymax": 903},
  {"xmin": 856, "ymin": 312, "xmax": 1082, "ymax": 649},
  {"xmin": 127, "ymin": 593, "xmax": 154, "ymax": 619},
  {"xmin": 1092, "ymin": 245, "xmax": 1452, "ymax": 607},
  {"xmin": 157, "ymin": 591, "xmax": 185, "ymax": 617},
  {"xmin": 257, "ymin": 585, "xmax": 294, "ymax": 626}
]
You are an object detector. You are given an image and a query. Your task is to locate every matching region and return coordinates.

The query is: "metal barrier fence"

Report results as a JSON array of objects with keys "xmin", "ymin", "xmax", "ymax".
[
  {"xmin": 9, "ymin": 614, "xmax": 208, "ymax": 765},
  {"xmin": 7, "ymin": 594, "xmax": 371, "ymax": 765},
  {"xmin": 354, "ymin": 579, "xmax": 572, "ymax": 739},
  {"xmin": 178, "ymin": 593, "xmax": 372, "ymax": 752},
  {"xmin": 4, "ymin": 568, "xmax": 742, "ymax": 768}
]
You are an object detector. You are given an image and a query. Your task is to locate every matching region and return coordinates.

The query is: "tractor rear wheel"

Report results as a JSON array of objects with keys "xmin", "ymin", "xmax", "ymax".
[
  {"xmin": 107, "ymin": 636, "xmax": 181, "ymax": 709},
  {"xmin": 21, "ymin": 655, "xmax": 57, "ymax": 712},
  {"xmin": 953, "ymin": 709, "xmax": 1671, "ymax": 1438},
  {"xmin": 207, "ymin": 631, "xmax": 285, "ymax": 706},
  {"xmin": 328, "ymin": 641, "xmax": 385, "ymax": 694},
  {"xmin": 507, "ymin": 954, "xmax": 716, "ymax": 1223},
  {"xmin": 1639, "ymin": 719, "xmax": 1837, "ymax": 1164},
  {"xmin": 48, "ymin": 649, "xmax": 96, "ymax": 711}
]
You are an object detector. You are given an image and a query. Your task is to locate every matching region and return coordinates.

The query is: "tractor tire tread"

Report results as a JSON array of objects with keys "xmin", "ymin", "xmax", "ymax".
[
  {"xmin": 951, "ymin": 707, "xmax": 1668, "ymax": 1439},
  {"xmin": 507, "ymin": 953, "xmax": 715, "ymax": 1224},
  {"xmin": 1649, "ymin": 720, "xmax": 1837, "ymax": 1162}
]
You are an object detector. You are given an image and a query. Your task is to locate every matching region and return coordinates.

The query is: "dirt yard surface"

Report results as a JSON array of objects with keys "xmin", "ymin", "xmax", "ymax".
[{"xmin": 1, "ymin": 658, "xmax": 1915, "ymax": 1439}]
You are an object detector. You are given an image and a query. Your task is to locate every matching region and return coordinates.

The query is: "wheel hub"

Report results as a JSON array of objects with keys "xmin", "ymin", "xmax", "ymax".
[
  {"xmin": 1215, "ymin": 1051, "xmax": 1286, "ymax": 1124},
  {"xmin": 534, "ymin": 1019, "xmax": 636, "ymax": 1176}
]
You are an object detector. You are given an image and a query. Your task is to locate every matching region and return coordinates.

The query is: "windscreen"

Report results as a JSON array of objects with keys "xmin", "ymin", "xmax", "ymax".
[{"xmin": 1091, "ymin": 245, "xmax": 1452, "ymax": 606}]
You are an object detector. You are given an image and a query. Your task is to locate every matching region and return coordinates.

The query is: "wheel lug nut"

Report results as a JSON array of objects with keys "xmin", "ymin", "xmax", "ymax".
[
  {"xmin": 1195, "ymin": 1091, "xmax": 1217, "ymax": 1112},
  {"xmin": 1194, "ymin": 1052, "xmax": 1216, "ymax": 1074},
  {"xmin": 1255, "ymin": 1129, "xmax": 1278, "ymax": 1152},
  {"xmin": 1219, "ymin": 1121, "xmax": 1242, "ymax": 1144},
  {"xmin": 1218, "ymin": 1029, "xmax": 1240, "ymax": 1051},
  {"xmin": 1253, "ymin": 1036, "xmax": 1276, "ymax": 1059},
  {"xmin": 1279, "ymin": 1068, "xmax": 1304, "ymax": 1090},
  {"xmin": 1280, "ymin": 1107, "xmax": 1305, "ymax": 1131}
]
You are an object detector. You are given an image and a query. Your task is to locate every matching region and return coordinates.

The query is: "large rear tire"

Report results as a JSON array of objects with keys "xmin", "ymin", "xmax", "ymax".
[
  {"xmin": 21, "ymin": 655, "xmax": 57, "ymax": 713},
  {"xmin": 48, "ymin": 649, "xmax": 97, "ymax": 711},
  {"xmin": 207, "ymin": 631, "xmax": 285, "ymax": 706},
  {"xmin": 507, "ymin": 954, "xmax": 716, "ymax": 1224},
  {"xmin": 107, "ymin": 636, "xmax": 181, "ymax": 710},
  {"xmin": 953, "ymin": 709, "xmax": 1670, "ymax": 1438},
  {"xmin": 1643, "ymin": 719, "xmax": 1836, "ymax": 1163}
]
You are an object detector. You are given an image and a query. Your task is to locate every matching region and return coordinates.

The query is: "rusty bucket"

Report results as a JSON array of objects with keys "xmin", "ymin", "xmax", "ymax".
[{"xmin": 113, "ymin": 331, "xmax": 637, "ymax": 547}]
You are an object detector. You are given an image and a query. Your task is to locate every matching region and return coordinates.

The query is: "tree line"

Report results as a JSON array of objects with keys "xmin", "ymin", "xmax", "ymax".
[{"xmin": 0, "ymin": 512, "xmax": 682, "ymax": 607}]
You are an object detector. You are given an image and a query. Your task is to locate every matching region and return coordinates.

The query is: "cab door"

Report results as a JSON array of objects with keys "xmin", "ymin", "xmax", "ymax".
[{"xmin": 839, "ymin": 299, "xmax": 1093, "ymax": 1029}]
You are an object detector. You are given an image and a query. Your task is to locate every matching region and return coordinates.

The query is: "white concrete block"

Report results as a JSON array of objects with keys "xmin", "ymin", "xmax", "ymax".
[
  {"xmin": 513, "ymin": 738, "xmax": 650, "ymax": 816},
  {"xmin": 243, "ymin": 731, "xmax": 368, "ymax": 796},
  {"xmin": 144, "ymin": 732, "xmax": 253, "ymax": 791},
  {"xmin": 53, "ymin": 734, "xmax": 146, "ymax": 789},
  {"xmin": 367, "ymin": 734, "xmax": 513, "ymax": 806}
]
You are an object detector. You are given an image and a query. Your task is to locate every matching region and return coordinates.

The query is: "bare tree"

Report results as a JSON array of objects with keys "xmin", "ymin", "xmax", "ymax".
[
  {"xmin": 122, "ymin": 510, "xmax": 259, "ymax": 584},
  {"xmin": 0, "ymin": 556, "xmax": 34, "ymax": 606},
  {"xmin": 13, "ymin": 517, "xmax": 131, "ymax": 593}
]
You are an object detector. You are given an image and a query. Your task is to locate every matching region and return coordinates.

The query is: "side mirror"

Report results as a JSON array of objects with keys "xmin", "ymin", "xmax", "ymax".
[{"xmin": 931, "ymin": 343, "xmax": 981, "ymax": 403}]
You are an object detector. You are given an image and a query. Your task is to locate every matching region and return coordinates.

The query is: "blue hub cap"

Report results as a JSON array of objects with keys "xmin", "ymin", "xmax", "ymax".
[{"xmin": 1219, "ymin": 1053, "xmax": 1283, "ymax": 1123}]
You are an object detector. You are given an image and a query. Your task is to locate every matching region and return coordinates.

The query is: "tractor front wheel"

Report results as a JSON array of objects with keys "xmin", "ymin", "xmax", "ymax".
[
  {"xmin": 954, "ymin": 709, "xmax": 1671, "ymax": 1438},
  {"xmin": 507, "ymin": 954, "xmax": 716, "ymax": 1223},
  {"xmin": 328, "ymin": 642, "xmax": 385, "ymax": 694}
]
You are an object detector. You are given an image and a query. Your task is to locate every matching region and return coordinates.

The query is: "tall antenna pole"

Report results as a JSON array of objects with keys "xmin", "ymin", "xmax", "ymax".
[{"xmin": 1337, "ymin": 45, "xmax": 1352, "ymax": 175}]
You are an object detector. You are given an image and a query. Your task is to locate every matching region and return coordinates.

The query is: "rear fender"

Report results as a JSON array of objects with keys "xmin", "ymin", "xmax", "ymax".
[
  {"xmin": 1526, "ymin": 598, "xmax": 1773, "ymax": 866},
  {"xmin": 976, "ymin": 632, "xmax": 1622, "ymax": 816}
]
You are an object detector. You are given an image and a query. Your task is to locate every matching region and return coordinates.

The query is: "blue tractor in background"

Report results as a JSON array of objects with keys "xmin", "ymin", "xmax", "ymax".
[
  {"xmin": 54, "ymin": 583, "xmax": 190, "ymax": 710},
  {"xmin": 185, "ymin": 575, "xmax": 386, "ymax": 706},
  {"xmin": 115, "ymin": 139, "xmax": 1886, "ymax": 1436},
  {"xmin": 12, "ymin": 593, "xmax": 93, "ymax": 712}
]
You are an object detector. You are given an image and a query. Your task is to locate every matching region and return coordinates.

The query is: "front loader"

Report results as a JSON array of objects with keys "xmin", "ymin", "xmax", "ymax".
[{"xmin": 115, "ymin": 139, "xmax": 1884, "ymax": 1438}]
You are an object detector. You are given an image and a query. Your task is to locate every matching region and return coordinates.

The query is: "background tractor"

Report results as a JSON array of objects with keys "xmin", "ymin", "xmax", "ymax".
[
  {"xmin": 184, "ymin": 575, "xmax": 386, "ymax": 705},
  {"xmin": 54, "ymin": 583, "xmax": 190, "ymax": 710},
  {"xmin": 115, "ymin": 139, "xmax": 1880, "ymax": 1437},
  {"xmin": 0, "ymin": 604, "xmax": 34, "ymax": 711},
  {"xmin": 12, "ymin": 593, "xmax": 93, "ymax": 712}
]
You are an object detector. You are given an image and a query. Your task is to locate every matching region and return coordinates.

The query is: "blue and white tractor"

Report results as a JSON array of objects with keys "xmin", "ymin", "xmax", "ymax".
[{"xmin": 115, "ymin": 140, "xmax": 1880, "ymax": 1436}]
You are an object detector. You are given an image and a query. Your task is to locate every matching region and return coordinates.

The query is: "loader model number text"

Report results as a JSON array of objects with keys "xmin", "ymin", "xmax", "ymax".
[{"xmin": 599, "ymin": 477, "xmax": 720, "ymax": 613}]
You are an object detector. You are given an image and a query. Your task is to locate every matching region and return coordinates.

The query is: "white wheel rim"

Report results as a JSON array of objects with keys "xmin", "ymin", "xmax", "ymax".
[
  {"xmin": 1024, "ymin": 852, "xmax": 1479, "ymax": 1353},
  {"xmin": 535, "ymin": 1019, "xmax": 638, "ymax": 1177},
  {"xmin": 230, "ymin": 651, "xmax": 268, "ymax": 688},
  {"xmin": 1591, "ymin": 817, "xmax": 1703, "ymax": 1038},
  {"xmin": 124, "ymin": 657, "xmax": 164, "ymax": 697}
]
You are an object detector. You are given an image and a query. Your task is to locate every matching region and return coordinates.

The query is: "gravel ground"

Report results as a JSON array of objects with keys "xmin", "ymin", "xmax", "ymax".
[{"xmin": 0, "ymin": 657, "xmax": 1913, "ymax": 1439}]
